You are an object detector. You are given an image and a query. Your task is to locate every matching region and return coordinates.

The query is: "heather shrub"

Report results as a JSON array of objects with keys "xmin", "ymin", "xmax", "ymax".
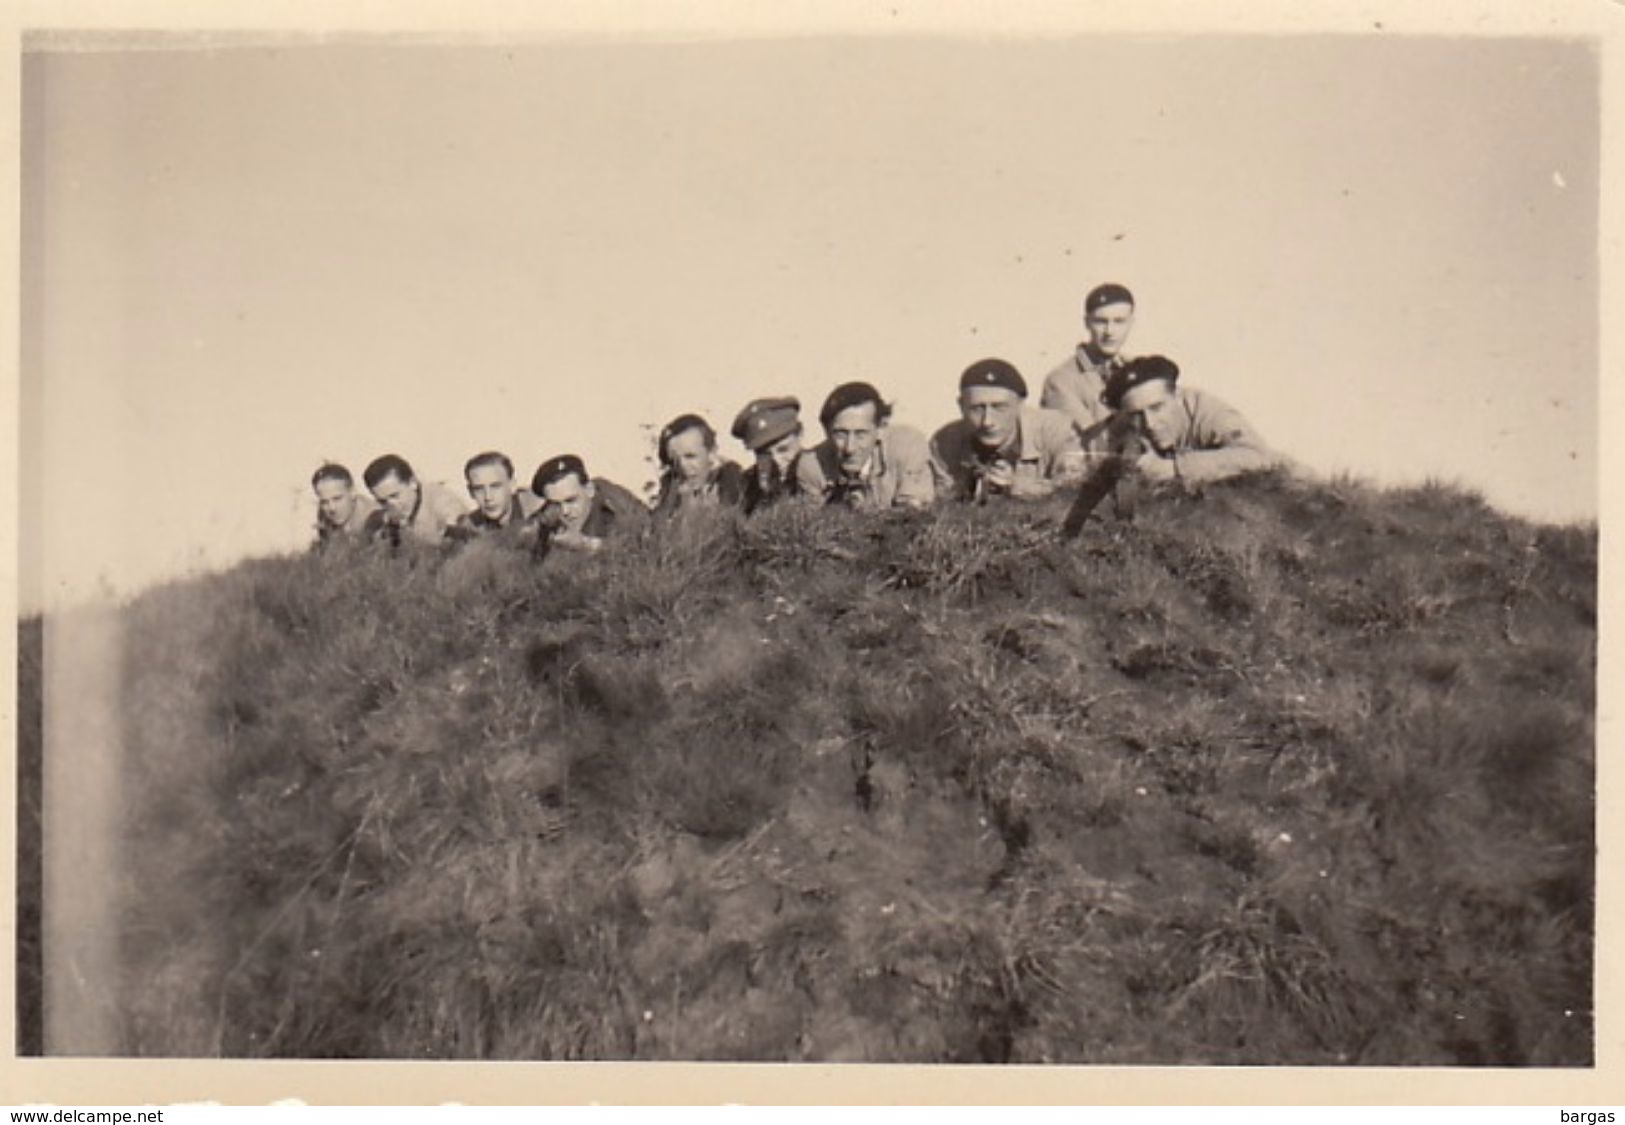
[{"xmin": 16, "ymin": 471, "xmax": 1595, "ymax": 1063}]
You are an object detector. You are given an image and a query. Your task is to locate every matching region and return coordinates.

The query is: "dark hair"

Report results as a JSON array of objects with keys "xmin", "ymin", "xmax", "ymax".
[
  {"xmin": 657, "ymin": 413, "xmax": 717, "ymax": 468},
  {"xmin": 818, "ymin": 382, "xmax": 893, "ymax": 430},
  {"xmin": 311, "ymin": 462, "xmax": 353, "ymax": 490},
  {"xmin": 463, "ymin": 450, "xmax": 515, "ymax": 481},
  {"xmin": 363, "ymin": 454, "xmax": 416, "ymax": 491}
]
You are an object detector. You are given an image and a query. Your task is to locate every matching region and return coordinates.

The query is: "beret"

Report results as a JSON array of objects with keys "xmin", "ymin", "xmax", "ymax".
[
  {"xmin": 731, "ymin": 396, "xmax": 802, "ymax": 451},
  {"xmin": 1086, "ymin": 283, "xmax": 1135, "ymax": 314},
  {"xmin": 818, "ymin": 381, "xmax": 886, "ymax": 428},
  {"xmin": 1102, "ymin": 354, "xmax": 1180, "ymax": 410},
  {"xmin": 532, "ymin": 454, "xmax": 589, "ymax": 494},
  {"xmin": 959, "ymin": 358, "xmax": 1027, "ymax": 398}
]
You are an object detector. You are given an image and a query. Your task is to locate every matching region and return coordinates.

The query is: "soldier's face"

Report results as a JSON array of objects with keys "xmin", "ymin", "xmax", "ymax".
[
  {"xmin": 828, "ymin": 403, "xmax": 881, "ymax": 475},
  {"xmin": 763, "ymin": 431, "xmax": 802, "ymax": 474},
  {"xmin": 666, "ymin": 428, "xmax": 713, "ymax": 483},
  {"xmin": 370, "ymin": 473, "xmax": 420, "ymax": 523},
  {"xmin": 960, "ymin": 386, "xmax": 1023, "ymax": 450},
  {"xmin": 1085, "ymin": 301, "xmax": 1135, "ymax": 357},
  {"xmin": 467, "ymin": 463, "xmax": 515, "ymax": 520},
  {"xmin": 542, "ymin": 473, "xmax": 596, "ymax": 533},
  {"xmin": 314, "ymin": 478, "xmax": 356, "ymax": 526},
  {"xmin": 1119, "ymin": 380, "xmax": 1181, "ymax": 453}
]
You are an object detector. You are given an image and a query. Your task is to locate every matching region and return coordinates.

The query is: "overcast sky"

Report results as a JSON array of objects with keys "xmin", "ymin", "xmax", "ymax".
[{"xmin": 20, "ymin": 34, "xmax": 1599, "ymax": 611}]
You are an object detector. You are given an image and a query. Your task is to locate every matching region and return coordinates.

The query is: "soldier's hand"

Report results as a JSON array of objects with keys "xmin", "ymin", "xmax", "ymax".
[
  {"xmin": 554, "ymin": 529, "xmax": 602, "ymax": 553},
  {"xmin": 1135, "ymin": 452, "xmax": 1177, "ymax": 482},
  {"xmin": 983, "ymin": 461, "xmax": 1016, "ymax": 492},
  {"xmin": 1008, "ymin": 474, "xmax": 1055, "ymax": 500}
]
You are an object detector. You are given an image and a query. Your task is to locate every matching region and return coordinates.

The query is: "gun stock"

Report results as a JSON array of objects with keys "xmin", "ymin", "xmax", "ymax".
[{"xmin": 1060, "ymin": 429, "xmax": 1144, "ymax": 540}]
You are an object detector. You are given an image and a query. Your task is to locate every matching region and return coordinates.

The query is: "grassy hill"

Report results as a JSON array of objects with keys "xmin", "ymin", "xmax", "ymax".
[{"xmin": 16, "ymin": 470, "xmax": 1596, "ymax": 1063}]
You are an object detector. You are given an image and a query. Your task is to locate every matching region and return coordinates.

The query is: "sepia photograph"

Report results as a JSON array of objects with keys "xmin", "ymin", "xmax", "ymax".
[{"xmin": 9, "ymin": 0, "xmax": 1613, "ymax": 1102}]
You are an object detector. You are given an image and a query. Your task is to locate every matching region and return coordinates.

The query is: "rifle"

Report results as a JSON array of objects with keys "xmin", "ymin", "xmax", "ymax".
[
  {"xmin": 960, "ymin": 450, "xmax": 1014, "ymax": 504},
  {"xmin": 1060, "ymin": 421, "xmax": 1144, "ymax": 540}
]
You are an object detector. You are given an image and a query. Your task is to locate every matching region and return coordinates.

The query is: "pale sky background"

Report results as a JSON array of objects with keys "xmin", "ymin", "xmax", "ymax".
[{"xmin": 19, "ymin": 35, "xmax": 1599, "ymax": 612}]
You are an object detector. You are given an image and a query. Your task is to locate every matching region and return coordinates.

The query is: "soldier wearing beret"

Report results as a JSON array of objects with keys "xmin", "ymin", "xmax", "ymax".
[
  {"xmin": 362, "ymin": 453, "xmax": 470, "ymax": 547},
  {"xmin": 1040, "ymin": 282, "xmax": 1137, "ymax": 430},
  {"xmin": 311, "ymin": 462, "xmax": 378, "ymax": 549},
  {"xmin": 731, "ymin": 397, "xmax": 807, "ymax": 514},
  {"xmin": 651, "ymin": 413, "xmax": 747, "ymax": 521},
  {"xmin": 929, "ymin": 359, "xmax": 1087, "ymax": 502},
  {"xmin": 450, "ymin": 450, "xmax": 544, "ymax": 546},
  {"xmin": 1092, "ymin": 355, "xmax": 1279, "ymax": 484},
  {"xmin": 796, "ymin": 381, "xmax": 934, "ymax": 511},
  {"xmin": 530, "ymin": 454, "xmax": 649, "ymax": 559}
]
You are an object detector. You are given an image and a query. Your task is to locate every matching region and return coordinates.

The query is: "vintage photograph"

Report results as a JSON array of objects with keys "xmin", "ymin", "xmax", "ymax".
[{"xmin": 15, "ymin": 17, "xmax": 1599, "ymax": 1073}]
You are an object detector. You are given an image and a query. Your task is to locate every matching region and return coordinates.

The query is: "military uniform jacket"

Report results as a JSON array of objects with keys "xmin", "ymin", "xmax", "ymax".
[
  {"xmin": 534, "ymin": 477, "xmax": 649, "ymax": 559},
  {"xmin": 929, "ymin": 404, "xmax": 1086, "ymax": 501},
  {"xmin": 795, "ymin": 425, "xmax": 935, "ymax": 511},
  {"xmin": 315, "ymin": 494, "xmax": 379, "ymax": 546},
  {"xmin": 452, "ymin": 490, "xmax": 544, "ymax": 545},
  {"xmin": 367, "ymin": 481, "xmax": 470, "ymax": 545},
  {"xmin": 1040, "ymin": 344, "xmax": 1126, "ymax": 431},
  {"xmin": 1081, "ymin": 386, "xmax": 1278, "ymax": 484},
  {"xmin": 743, "ymin": 454, "xmax": 804, "ymax": 514},
  {"xmin": 652, "ymin": 461, "xmax": 746, "ymax": 521}
]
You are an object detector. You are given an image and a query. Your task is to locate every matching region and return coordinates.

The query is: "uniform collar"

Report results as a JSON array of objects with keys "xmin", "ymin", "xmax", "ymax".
[{"xmin": 1076, "ymin": 342, "xmax": 1124, "ymax": 374}]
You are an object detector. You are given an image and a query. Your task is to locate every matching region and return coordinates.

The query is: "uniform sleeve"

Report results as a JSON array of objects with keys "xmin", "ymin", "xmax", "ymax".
[
  {"xmin": 1043, "ymin": 411, "xmax": 1087, "ymax": 486},
  {"xmin": 1174, "ymin": 393, "xmax": 1278, "ymax": 483},
  {"xmin": 443, "ymin": 515, "xmax": 479, "ymax": 545},
  {"xmin": 795, "ymin": 445, "xmax": 830, "ymax": 500},
  {"xmin": 599, "ymin": 482, "xmax": 650, "ymax": 537},
  {"xmin": 433, "ymin": 487, "xmax": 472, "ymax": 531},
  {"xmin": 885, "ymin": 427, "xmax": 935, "ymax": 509},
  {"xmin": 1039, "ymin": 361, "xmax": 1108, "ymax": 430},
  {"xmin": 927, "ymin": 428, "xmax": 961, "ymax": 501},
  {"xmin": 715, "ymin": 462, "xmax": 748, "ymax": 510},
  {"xmin": 515, "ymin": 490, "xmax": 546, "ymax": 521}
]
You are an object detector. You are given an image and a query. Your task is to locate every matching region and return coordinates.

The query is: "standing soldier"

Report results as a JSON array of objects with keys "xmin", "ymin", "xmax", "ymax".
[
  {"xmin": 530, "ymin": 454, "xmax": 649, "ymax": 559},
  {"xmin": 310, "ymin": 463, "xmax": 378, "ymax": 548},
  {"xmin": 1095, "ymin": 355, "xmax": 1279, "ymax": 484},
  {"xmin": 362, "ymin": 454, "xmax": 469, "ymax": 546},
  {"xmin": 929, "ymin": 359, "xmax": 1087, "ymax": 502},
  {"xmin": 1040, "ymin": 282, "xmax": 1137, "ymax": 430},
  {"xmin": 796, "ymin": 381, "xmax": 934, "ymax": 510},
  {"xmin": 731, "ymin": 397, "xmax": 806, "ymax": 513},
  {"xmin": 451, "ymin": 451, "xmax": 543, "ymax": 546},
  {"xmin": 651, "ymin": 413, "xmax": 747, "ymax": 521}
]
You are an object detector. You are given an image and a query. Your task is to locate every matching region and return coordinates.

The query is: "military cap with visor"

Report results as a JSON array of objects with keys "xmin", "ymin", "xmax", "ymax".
[{"xmin": 731, "ymin": 397, "xmax": 802, "ymax": 452}]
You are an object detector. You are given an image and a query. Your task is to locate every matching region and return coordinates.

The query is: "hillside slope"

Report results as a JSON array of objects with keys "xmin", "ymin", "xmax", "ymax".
[{"xmin": 22, "ymin": 471, "xmax": 1596, "ymax": 1062}]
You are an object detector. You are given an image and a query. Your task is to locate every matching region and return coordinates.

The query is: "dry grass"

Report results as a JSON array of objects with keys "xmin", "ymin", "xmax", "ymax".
[{"xmin": 16, "ymin": 469, "xmax": 1596, "ymax": 1063}]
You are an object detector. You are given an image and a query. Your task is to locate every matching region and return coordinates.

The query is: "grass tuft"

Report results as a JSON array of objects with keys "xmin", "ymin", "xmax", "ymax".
[{"xmin": 15, "ymin": 472, "xmax": 1594, "ymax": 1063}]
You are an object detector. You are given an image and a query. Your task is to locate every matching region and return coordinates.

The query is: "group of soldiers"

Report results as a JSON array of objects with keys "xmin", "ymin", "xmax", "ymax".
[{"xmin": 311, "ymin": 284, "xmax": 1280, "ymax": 559}]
